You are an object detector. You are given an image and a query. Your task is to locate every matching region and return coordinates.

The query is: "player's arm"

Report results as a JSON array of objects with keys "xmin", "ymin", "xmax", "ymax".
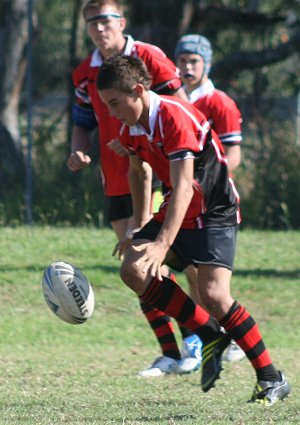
[
  {"xmin": 67, "ymin": 125, "xmax": 92, "ymax": 171},
  {"xmin": 107, "ymin": 138, "xmax": 128, "ymax": 157},
  {"xmin": 67, "ymin": 102, "xmax": 98, "ymax": 171},
  {"xmin": 113, "ymin": 154, "xmax": 152, "ymax": 260},
  {"xmin": 211, "ymin": 99, "xmax": 242, "ymax": 172},
  {"xmin": 223, "ymin": 144, "xmax": 241, "ymax": 173},
  {"xmin": 128, "ymin": 154, "xmax": 153, "ymax": 232},
  {"xmin": 155, "ymin": 157, "xmax": 194, "ymax": 249},
  {"xmin": 134, "ymin": 157, "xmax": 194, "ymax": 280}
]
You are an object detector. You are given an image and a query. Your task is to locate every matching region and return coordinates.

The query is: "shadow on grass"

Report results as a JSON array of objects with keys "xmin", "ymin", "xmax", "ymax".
[
  {"xmin": 234, "ymin": 269, "xmax": 300, "ymax": 280},
  {"xmin": 0, "ymin": 264, "xmax": 120, "ymax": 274},
  {"xmin": 0, "ymin": 265, "xmax": 300, "ymax": 280}
]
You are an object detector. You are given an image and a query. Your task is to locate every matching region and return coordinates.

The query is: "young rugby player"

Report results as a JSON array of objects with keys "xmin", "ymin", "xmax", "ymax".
[{"xmin": 96, "ymin": 54, "xmax": 290, "ymax": 405}]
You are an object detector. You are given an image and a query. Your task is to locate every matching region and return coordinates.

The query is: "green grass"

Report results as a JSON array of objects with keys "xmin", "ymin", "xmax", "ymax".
[{"xmin": 0, "ymin": 227, "xmax": 299, "ymax": 424}]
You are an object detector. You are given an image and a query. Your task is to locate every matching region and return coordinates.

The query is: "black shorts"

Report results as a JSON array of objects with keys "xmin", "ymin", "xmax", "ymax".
[
  {"xmin": 133, "ymin": 220, "xmax": 238, "ymax": 272},
  {"xmin": 105, "ymin": 194, "xmax": 133, "ymax": 222}
]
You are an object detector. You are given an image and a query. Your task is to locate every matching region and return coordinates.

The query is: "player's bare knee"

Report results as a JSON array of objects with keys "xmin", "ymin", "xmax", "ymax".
[
  {"xmin": 120, "ymin": 259, "xmax": 145, "ymax": 294},
  {"xmin": 120, "ymin": 260, "xmax": 137, "ymax": 286}
]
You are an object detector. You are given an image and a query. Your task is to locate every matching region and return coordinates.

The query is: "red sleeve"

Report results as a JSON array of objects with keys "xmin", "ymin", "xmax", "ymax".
[
  {"xmin": 207, "ymin": 92, "xmax": 242, "ymax": 144},
  {"xmin": 72, "ymin": 55, "xmax": 93, "ymax": 108}
]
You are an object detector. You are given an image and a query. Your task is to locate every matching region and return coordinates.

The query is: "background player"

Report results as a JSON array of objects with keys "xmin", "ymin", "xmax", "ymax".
[
  {"xmin": 174, "ymin": 33, "xmax": 245, "ymax": 362},
  {"xmin": 67, "ymin": 0, "xmax": 201, "ymax": 376}
]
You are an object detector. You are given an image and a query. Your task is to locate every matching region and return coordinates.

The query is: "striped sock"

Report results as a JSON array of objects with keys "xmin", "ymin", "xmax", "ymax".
[
  {"xmin": 169, "ymin": 272, "xmax": 194, "ymax": 340},
  {"xmin": 139, "ymin": 302, "xmax": 181, "ymax": 360},
  {"xmin": 220, "ymin": 301, "xmax": 280, "ymax": 381},
  {"xmin": 141, "ymin": 277, "xmax": 222, "ymax": 343}
]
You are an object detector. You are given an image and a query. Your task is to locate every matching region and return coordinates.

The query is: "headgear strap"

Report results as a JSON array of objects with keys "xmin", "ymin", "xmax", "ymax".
[{"xmin": 87, "ymin": 12, "xmax": 122, "ymax": 22}]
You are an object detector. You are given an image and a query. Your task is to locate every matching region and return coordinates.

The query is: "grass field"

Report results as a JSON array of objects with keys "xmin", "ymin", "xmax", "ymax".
[{"xmin": 0, "ymin": 227, "xmax": 299, "ymax": 425}]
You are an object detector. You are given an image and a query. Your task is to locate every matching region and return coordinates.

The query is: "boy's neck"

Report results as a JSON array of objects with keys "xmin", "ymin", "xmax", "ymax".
[
  {"xmin": 186, "ymin": 74, "xmax": 209, "ymax": 94},
  {"xmin": 138, "ymin": 92, "xmax": 150, "ymax": 132}
]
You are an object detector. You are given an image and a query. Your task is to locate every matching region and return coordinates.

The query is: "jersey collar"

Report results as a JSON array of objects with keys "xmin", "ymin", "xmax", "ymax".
[
  {"xmin": 187, "ymin": 79, "xmax": 215, "ymax": 103},
  {"xmin": 90, "ymin": 35, "xmax": 135, "ymax": 67}
]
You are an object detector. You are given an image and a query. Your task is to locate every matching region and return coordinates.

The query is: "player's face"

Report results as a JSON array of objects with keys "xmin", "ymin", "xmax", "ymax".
[
  {"xmin": 99, "ymin": 87, "xmax": 143, "ymax": 126},
  {"xmin": 86, "ymin": 6, "xmax": 126, "ymax": 56},
  {"xmin": 177, "ymin": 53, "xmax": 205, "ymax": 89}
]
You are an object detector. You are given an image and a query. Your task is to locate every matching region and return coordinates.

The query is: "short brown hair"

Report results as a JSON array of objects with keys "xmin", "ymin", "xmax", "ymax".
[
  {"xmin": 97, "ymin": 55, "xmax": 152, "ymax": 93},
  {"xmin": 82, "ymin": 0, "xmax": 126, "ymax": 21}
]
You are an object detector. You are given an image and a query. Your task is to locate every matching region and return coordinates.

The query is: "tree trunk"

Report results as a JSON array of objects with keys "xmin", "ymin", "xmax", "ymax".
[{"xmin": 0, "ymin": 0, "xmax": 28, "ymax": 192}]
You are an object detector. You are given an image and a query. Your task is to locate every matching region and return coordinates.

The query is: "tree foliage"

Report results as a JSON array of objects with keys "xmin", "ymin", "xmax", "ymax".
[{"xmin": 0, "ymin": 0, "xmax": 299, "ymax": 228}]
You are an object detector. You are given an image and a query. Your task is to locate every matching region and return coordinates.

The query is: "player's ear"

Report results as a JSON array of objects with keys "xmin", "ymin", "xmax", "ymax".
[
  {"xmin": 133, "ymin": 84, "xmax": 144, "ymax": 97},
  {"xmin": 119, "ymin": 17, "xmax": 126, "ymax": 31}
]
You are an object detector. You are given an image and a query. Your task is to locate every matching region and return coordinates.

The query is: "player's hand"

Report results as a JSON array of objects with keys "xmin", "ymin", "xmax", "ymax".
[
  {"xmin": 107, "ymin": 139, "xmax": 128, "ymax": 157},
  {"xmin": 67, "ymin": 151, "xmax": 91, "ymax": 171},
  {"xmin": 112, "ymin": 226, "xmax": 142, "ymax": 261},
  {"xmin": 112, "ymin": 238, "xmax": 132, "ymax": 261},
  {"xmin": 133, "ymin": 241, "xmax": 168, "ymax": 281}
]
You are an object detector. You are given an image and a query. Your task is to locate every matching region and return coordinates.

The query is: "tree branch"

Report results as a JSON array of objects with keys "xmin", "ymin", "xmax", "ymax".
[
  {"xmin": 211, "ymin": 29, "xmax": 300, "ymax": 78},
  {"xmin": 193, "ymin": 5, "xmax": 286, "ymax": 28}
]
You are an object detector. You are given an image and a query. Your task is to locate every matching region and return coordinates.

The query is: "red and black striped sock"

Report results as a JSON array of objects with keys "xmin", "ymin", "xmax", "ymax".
[
  {"xmin": 140, "ymin": 277, "xmax": 222, "ymax": 343},
  {"xmin": 139, "ymin": 302, "xmax": 181, "ymax": 360},
  {"xmin": 220, "ymin": 301, "xmax": 280, "ymax": 382},
  {"xmin": 169, "ymin": 272, "xmax": 194, "ymax": 340}
]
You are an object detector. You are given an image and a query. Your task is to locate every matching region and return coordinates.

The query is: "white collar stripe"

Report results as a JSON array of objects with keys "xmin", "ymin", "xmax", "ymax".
[{"xmin": 160, "ymin": 97, "xmax": 204, "ymax": 131}]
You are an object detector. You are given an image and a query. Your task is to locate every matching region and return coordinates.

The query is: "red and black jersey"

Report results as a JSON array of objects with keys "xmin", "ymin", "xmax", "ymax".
[
  {"xmin": 72, "ymin": 35, "xmax": 182, "ymax": 196},
  {"xmin": 119, "ymin": 92, "xmax": 241, "ymax": 229},
  {"xmin": 187, "ymin": 79, "xmax": 242, "ymax": 146}
]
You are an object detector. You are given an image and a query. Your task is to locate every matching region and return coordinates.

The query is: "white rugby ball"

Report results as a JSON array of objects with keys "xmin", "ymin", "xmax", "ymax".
[{"xmin": 42, "ymin": 261, "xmax": 95, "ymax": 324}]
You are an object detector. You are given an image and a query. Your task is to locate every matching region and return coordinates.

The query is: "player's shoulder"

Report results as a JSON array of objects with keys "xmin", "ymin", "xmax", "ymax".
[
  {"xmin": 160, "ymin": 96, "xmax": 206, "ymax": 124},
  {"xmin": 133, "ymin": 40, "xmax": 167, "ymax": 59},
  {"xmin": 210, "ymin": 88, "xmax": 239, "ymax": 110},
  {"xmin": 72, "ymin": 52, "xmax": 94, "ymax": 83}
]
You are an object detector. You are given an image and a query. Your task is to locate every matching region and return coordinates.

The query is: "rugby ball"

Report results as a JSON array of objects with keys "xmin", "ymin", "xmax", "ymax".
[{"xmin": 42, "ymin": 261, "xmax": 95, "ymax": 324}]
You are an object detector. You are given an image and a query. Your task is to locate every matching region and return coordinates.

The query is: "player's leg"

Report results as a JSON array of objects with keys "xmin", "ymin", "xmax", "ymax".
[
  {"xmin": 138, "ymin": 300, "xmax": 181, "ymax": 377},
  {"xmin": 120, "ymin": 221, "xmax": 229, "ymax": 384},
  {"xmin": 196, "ymin": 226, "xmax": 290, "ymax": 404},
  {"xmin": 106, "ymin": 194, "xmax": 134, "ymax": 241},
  {"xmin": 107, "ymin": 195, "xmax": 182, "ymax": 376},
  {"xmin": 196, "ymin": 264, "xmax": 234, "ymax": 391},
  {"xmin": 120, "ymin": 238, "xmax": 225, "ymax": 342},
  {"xmin": 219, "ymin": 300, "xmax": 290, "ymax": 405},
  {"xmin": 137, "ymin": 185, "xmax": 200, "ymax": 376},
  {"xmin": 138, "ymin": 263, "xmax": 182, "ymax": 377},
  {"xmin": 177, "ymin": 265, "xmax": 203, "ymax": 371},
  {"xmin": 139, "ymin": 267, "xmax": 201, "ymax": 376},
  {"xmin": 185, "ymin": 263, "xmax": 244, "ymax": 363},
  {"xmin": 152, "ymin": 184, "xmax": 202, "ymax": 372}
]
